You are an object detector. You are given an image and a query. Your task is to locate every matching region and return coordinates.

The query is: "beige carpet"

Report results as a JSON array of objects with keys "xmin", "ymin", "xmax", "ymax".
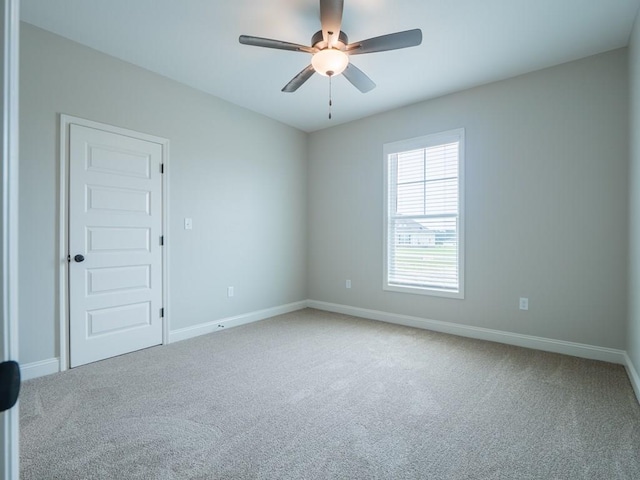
[{"xmin": 20, "ymin": 308, "xmax": 640, "ymax": 479}]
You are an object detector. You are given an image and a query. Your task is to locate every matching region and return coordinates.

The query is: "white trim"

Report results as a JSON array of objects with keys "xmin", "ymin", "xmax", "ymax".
[
  {"xmin": 382, "ymin": 128, "xmax": 465, "ymax": 300},
  {"xmin": 18, "ymin": 300, "xmax": 640, "ymax": 406},
  {"xmin": 59, "ymin": 115, "xmax": 169, "ymax": 371},
  {"xmin": 161, "ymin": 144, "xmax": 170, "ymax": 345},
  {"xmin": 15, "ymin": 301, "xmax": 308, "ymax": 380},
  {"xmin": 58, "ymin": 116, "xmax": 68, "ymax": 371},
  {"xmin": 306, "ymin": 300, "xmax": 626, "ymax": 365},
  {"xmin": 1, "ymin": 1, "xmax": 20, "ymax": 479},
  {"xmin": 20, "ymin": 358, "xmax": 60, "ymax": 381},
  {"xmin": 624, "ymin": 353, "xmax": 640, "ymax": 405},
  {"xmin": 168, "ymin": 301, "xmax": 308, "ymax": 344}
]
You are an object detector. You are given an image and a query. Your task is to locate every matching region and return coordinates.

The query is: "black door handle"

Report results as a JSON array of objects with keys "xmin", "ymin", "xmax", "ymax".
[
  {"xmin": 74, "ymin": 254, "xmax": 85, "ymax": 263},
  {"xmin": 0, "ymin": 360, "xmax": 20, "ymax": 412}
]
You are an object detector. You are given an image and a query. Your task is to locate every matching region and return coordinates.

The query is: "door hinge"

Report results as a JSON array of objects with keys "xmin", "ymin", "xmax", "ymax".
[
  {"xmin": 160, "ymin": 308, "xmax": 164, "ymax": 318},
  {"xmin": 67, "ymin": 255, "xmax": 71, "ymax": 262},
  {"xmin": 160, "ymin": 235, "xmax": 164, "ymax": 246},
  {"xmin": 160, "ymin": 163, "xmax": 164, "ymax": 174}
]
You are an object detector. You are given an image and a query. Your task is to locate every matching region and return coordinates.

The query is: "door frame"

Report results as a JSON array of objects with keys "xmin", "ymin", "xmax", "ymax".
[
  {"xmin": 1, "ymin": 1, "xmax": 20, "ymax": 477},
  {"xmin": 59, "ymin": 115, "xmax": 170, "ymax": 371}
]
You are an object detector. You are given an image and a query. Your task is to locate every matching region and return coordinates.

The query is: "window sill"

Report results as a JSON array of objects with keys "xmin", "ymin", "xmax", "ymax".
[{"xmin": 384, "ymin": 284, "xmax": 464, "ymax": 299}]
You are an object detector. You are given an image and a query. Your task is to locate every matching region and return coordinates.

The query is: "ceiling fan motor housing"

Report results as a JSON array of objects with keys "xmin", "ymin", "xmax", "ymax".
[{"xmin": 311, "ymin": 30, "xmax": 349, "ymax": 50}]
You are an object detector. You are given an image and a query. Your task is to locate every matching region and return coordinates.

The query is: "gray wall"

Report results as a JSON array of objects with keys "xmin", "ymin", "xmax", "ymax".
[
  {"xmin": 19, "ymin": 22, "xmax": 633, "ymax": 367},
  {"xmin": 629, "ymin": 16, "xmax": 640, "ymax": 376},
  {"xmin": 307, "ymin": 49, "xmax": 629, "ymax": 349},
  {"xmin": 19, "ymin": 24, "xmax": 308, "ymax": 364}
]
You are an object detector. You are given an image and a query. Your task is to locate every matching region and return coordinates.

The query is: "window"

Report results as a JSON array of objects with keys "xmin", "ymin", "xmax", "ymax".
[{"xmin": 384, "ymin": 129, "xmax": 464, "ymax": 298}]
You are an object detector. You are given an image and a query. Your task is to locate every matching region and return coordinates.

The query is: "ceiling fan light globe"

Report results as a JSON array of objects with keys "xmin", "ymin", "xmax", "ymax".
[{"xmin": 312, "ymin": 48, "xmax": 349, "ymax": 77}]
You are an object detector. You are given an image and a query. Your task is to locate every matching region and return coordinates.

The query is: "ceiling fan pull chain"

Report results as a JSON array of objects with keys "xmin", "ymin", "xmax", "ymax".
[{"xmin": 328, "ymin": 73, "xmax": 333, "ymax": 120}]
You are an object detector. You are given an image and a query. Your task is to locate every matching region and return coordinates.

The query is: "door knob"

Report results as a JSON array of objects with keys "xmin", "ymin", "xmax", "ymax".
[
  {"xmin": 0, "ymin": 361, "xmax": 20, "ymax": 412},
  {"xmin": 74, "ymin": 254, "xmax": 85, "ymax": 263}
]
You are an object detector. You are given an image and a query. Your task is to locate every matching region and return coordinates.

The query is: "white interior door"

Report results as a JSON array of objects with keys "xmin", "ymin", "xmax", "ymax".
[{"xmin": 69, "ymin": 123, "xmax": 164, "ymax": 368}]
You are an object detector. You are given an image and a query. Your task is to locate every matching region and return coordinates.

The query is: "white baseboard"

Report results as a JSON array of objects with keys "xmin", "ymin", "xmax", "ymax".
[
  {"xmin": 168, "ymin": 300, "xmax": 308, "ymax": 344},
  {"xmin": 20, "ymin": 357, "xmax": 60, "ymax": 381},
  {"xmin": 20, "ymin": 301, "xmax": 636, "ymax": 403},
  {"xmin": 18, "ymin": 301, "xmax": 307, "ymax": 380},
  {"xmin": 624, "ymin": 353, "xmax": 640, "ymax": 405},
  {"xmin": 307, "ymin": 300, "xmax": 627, "ymax": 365}
]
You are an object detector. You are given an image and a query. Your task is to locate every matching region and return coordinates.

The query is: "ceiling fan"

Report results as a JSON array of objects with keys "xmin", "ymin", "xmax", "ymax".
[{"xmin": 239, "ymin": 0, "xmax": 422, "ymax": 94}]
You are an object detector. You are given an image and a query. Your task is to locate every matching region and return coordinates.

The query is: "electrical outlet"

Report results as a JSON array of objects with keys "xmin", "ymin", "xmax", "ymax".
[
  {"xmin": 346, "ymin": 279, "xmax": 351, "ymax": 289},
  {"xmin": 519, "ymin": 297, "xmax": 529, "ymax": 311},
  {"xmin": 227, "ymin": 286, "xmax": 234, "ymax": 298},
  {"xmin": 184, "ymin": 217, "xmax": 193, "ymax": 230}
]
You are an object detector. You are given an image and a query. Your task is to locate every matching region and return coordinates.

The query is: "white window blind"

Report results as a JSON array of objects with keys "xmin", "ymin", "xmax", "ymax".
[{"xmin": 384, "ymin": 129, "xmax": 464, "ymax": 298}]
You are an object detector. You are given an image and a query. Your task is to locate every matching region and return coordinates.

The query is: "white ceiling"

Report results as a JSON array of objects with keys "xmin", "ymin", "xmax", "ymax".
[{"xmin": 21, "ymin": 0, "xmax": 640, "ymax": 132}]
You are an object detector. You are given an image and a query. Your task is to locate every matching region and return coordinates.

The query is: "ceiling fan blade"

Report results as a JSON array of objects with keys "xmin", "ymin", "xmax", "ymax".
[
  {"xmin": 346, "ymin": 29, "xmax": 422, "ymax": 55},
  {"xmin": 239, "ymin": 35, "xmax": 316, "ymax": 54},
  {"xmin": 282, "ymin": 65, "xmax": 316, "ymax": 93},
  {"xmin": 320, "ymin": 0, "xmax": 344, "ymax": 47},
  {"xmin": 342, "ymin": 63, "xmax": 376, "ymax": 93}
]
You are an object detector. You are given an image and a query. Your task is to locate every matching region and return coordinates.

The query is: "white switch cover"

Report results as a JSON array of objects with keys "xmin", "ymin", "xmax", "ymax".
[
  {"xmin": 519, "ymin": 297, "xmax": 529, "ymax": 310},
  {"xmin": 184, "ymin": 218, "xmax": 193, "ymax": 230},
  {"xmin": 227, "ymin": 286, "xmax": 234, "ymax": 297},
  {"xmin": 346, "ymin": 280, "xmax": 351, "ymax": 289}
]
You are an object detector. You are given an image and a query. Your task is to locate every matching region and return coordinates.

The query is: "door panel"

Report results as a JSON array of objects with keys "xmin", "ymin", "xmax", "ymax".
[
  {"xmin": 87, "ymin": 145, "xmax": 152, "ymax": 178},
  {"xmin": 87, "ymin": 302, "xmax": 151, "ymax": 337},
  {"xmin": 86, "ymin": 226, "xmax": 151, "ymax": 253},
  {"xmin": 87, "ymin": 265, "xmax": 151, "ymax": 295},
  {"xmin": 87, "ymin": 185, "xmax": 151, "ymax": 214},
  {"xmin": 69, "ymin": 124, "xmax": 163, "ymax": 368}
]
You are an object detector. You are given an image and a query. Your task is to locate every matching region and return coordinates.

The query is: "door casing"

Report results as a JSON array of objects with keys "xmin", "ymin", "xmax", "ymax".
[
  {"xmin": 59, "ymin": 114, "xmax": 170, "ymax": 371},
  {"xmin": 1, "ymin": 1, "xmax": 20, "ymax": 478}
]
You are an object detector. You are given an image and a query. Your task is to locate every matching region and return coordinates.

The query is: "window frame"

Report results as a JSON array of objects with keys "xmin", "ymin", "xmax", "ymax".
[{"xmin": 383, "ymin": 128, "xmax": 465, "ymax": 299}]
